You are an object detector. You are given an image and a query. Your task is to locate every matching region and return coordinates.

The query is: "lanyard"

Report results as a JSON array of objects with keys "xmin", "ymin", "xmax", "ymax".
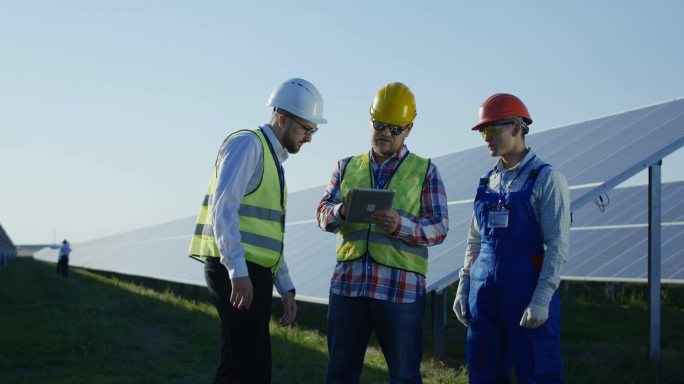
[
  {"xmin": 496, "ymin": 154, "xmax": 535, "ymax": 207},
  {"xmin": 260, "ymin": 127, "xmax": 286, "ymax": 209}
]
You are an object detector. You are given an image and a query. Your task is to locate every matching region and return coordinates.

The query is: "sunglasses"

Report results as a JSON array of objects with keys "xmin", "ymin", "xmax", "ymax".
[
  {"xmin": 372, "ymin": 120, "xmax": 409, "ymax": 136},
  {"xmin": 286, "ymin": 114, "xmax": 318, "ymax": 135},
  {"xmin": 478, "ymin": 120, "xmax": 516, "ymax": 138}
]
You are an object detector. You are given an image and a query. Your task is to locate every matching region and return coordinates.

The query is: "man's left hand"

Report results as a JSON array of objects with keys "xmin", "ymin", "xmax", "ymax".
[
  {"xmin": 279, "ymin": 291, "xmax": 297, "ymax": 326},
  {"xmin": 371, "ymin": 209, "xmax": 400, "ymax": 233}
]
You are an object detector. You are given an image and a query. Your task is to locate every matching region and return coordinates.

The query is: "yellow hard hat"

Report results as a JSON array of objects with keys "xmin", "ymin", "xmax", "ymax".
[{"xmin": 369, "ymin": 82, "xmax": 417, "ymax": 126}]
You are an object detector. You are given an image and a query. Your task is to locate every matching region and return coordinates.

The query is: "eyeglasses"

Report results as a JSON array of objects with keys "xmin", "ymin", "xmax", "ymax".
[
  {"xmin": 287, "ymin": 114, "xmax": 318, "ymax": 136},
  {"xmin": 478, "ymin": 120, "xmax": 516, "ymax": 138},
  {"xmin": 372, "ymin": 120, "xmax": 409, "ymax": 136}
]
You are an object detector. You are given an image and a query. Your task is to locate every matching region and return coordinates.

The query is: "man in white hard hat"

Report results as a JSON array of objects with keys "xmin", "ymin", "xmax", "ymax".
[{"xmin": 188, "ymin": 78, "xmax": 327, "ymax": 383}]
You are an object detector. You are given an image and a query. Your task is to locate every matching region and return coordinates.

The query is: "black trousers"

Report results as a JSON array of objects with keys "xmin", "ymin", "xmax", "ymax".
[
  {"xmin": 56, "ymin": 257, "xmax": 69, "ymax": 277},
  {"xmin": 204, "ymin": 258, "xmax": 274, "ymax": 384}
]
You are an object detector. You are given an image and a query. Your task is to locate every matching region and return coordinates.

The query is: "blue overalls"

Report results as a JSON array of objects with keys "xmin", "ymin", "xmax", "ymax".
[{"xmin": 467, "ymin": 160, "xmax": 563, "ymax": 384}]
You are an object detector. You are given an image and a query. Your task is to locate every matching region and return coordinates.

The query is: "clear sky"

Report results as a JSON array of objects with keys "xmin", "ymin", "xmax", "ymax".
[{"xmin": 2, "ymin": 1, "xmax": 683, "ymax": 244}]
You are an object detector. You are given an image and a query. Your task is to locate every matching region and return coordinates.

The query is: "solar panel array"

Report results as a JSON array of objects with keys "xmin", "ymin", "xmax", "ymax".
[{"xmin": 33, "ymin": 98, "xmax": 684, "ymax": 303}]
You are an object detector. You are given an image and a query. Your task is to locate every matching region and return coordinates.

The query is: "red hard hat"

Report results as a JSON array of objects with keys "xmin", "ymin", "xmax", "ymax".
[{"xmin": 471, "ymin": 93, "xmax": 533, "ymax": 131}]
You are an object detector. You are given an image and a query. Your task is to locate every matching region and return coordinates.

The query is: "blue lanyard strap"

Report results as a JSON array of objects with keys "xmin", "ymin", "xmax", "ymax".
[
  {"xmin": 496, "ymin": 154, "xmax": 536, "ymax": 206},
  {"xmin": 260, "ymin": 127, "xmax": 286, "ymax": 209}
]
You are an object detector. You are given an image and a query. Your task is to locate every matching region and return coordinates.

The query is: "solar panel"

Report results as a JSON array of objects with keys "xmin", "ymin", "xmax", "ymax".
[
  {"xmin": 33, "ymin": 98, "xmax": 684, "ymax": 302},
  {"xmin": 35, "ymin": 218, "xmax": 204, "ymax": 285},
  {"xmin": 566, "ymin": 181, "xmax": 684, "ymax": 282}
]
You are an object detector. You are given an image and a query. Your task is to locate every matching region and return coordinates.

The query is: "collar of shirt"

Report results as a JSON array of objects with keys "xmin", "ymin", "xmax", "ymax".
[
  {"xmin": 495, "ymin": 147, "xmax": 534, "ymax": 175},
  {"xmin": 370, "ymin": 144, "xmax": 408, "ymax": 165},
  {"xmin": 261, "ymin": 124, "xmax": 289, "ymax": 164},
  {"xmin": 369, "ymin": 145, "xmax": 409, "ymax": 189}
]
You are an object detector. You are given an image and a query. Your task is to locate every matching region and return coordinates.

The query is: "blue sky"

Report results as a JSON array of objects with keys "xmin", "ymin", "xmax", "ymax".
[{"xmin": 2, "ymin": 1, "xmax": 683, "ymax": 244}]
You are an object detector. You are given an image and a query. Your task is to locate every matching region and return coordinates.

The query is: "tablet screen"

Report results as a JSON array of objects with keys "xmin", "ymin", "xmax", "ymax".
[{"xmin": 346, "ymin": 189, "xmax": 395, "ymax": 223}]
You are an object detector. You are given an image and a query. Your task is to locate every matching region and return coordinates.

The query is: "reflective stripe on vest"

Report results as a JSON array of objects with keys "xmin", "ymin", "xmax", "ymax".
[
  {"xmin": 336, "ymin": 152, "xmax": 429, "ymax": 275},
  {"xmin": 188, "ymin": 128, "xmax": 287, "ymax": 274}
]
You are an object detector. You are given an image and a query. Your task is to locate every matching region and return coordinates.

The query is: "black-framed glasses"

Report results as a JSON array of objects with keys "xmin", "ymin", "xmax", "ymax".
[
  {"xmin": 286, "ymin": 114, "xmax": 318, "ymax": 136},
  {"xmin": 372, "ymin": 120, "xmax": 409, "ymax": 136}
]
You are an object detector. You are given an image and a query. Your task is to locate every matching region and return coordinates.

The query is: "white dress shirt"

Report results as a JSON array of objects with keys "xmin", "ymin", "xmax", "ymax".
[
  {"xmin": 212, "ymin": 124, "xmax": 294, "ymax": 294},
  {"xmin": 59, "ymin": 243, "xmax": 71, "ymax": 259}
]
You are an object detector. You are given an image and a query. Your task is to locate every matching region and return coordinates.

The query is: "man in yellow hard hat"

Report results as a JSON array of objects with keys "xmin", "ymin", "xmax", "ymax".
[
  {"xmin": 188, "ymin": 78, "xmax": 327, "ymax": 383},
  {"xmin": 316, "ymin": 82, "xmax": 449, "ymax": 383}
]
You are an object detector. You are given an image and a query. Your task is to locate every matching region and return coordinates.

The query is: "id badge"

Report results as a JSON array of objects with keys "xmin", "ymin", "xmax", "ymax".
[{"xmin": 488, "ymin": 209, "xmax": 509, "ymax": 228}]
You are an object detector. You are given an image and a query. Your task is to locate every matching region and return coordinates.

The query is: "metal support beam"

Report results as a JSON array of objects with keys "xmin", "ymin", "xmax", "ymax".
[
  {"xmin": 432, "ymin": 289, "xmax": 446, "ymax": 357},
  {"xmin": 648, "ymin": 160, "xmax": 662, "ymax": 361}
]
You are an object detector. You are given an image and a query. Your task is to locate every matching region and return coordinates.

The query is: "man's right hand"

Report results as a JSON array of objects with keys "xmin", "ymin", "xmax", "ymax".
[
  {"xmin": 339, "ymin": 191, "xmax": 352, "ymax": 220},
  {"xmin": 230, "ymin": 276, "xmax": 253, "ymax": 310}
]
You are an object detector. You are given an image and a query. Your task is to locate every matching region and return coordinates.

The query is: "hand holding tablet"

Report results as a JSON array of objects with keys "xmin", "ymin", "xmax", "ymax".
[{"xmin": 345, "ymin": 188, "xmax": 395, "ymax": 223}]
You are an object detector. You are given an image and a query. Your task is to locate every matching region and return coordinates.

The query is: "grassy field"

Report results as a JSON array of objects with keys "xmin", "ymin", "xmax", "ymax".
[{"xmin": 0, "ymin": 258, "xmax": 682, "ymax": 383}]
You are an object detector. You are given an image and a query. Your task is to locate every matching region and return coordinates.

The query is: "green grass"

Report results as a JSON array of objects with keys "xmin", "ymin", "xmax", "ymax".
[{"xmin": 0, "ymin": 258, "xmax": 682, "ymax": 383}]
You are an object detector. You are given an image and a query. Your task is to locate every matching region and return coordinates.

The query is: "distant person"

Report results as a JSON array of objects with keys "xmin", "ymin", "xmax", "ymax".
[
  {"xmin": 452, "ymin": 93, "xmax": 570, "ymax": 383},
  {"xmin": 316, "ymin": 82, "xmax": 449, "ymax": 383},
  {"xmin": 188, "ymin": 78, "xmax": 327, "ymax": 384},
  {"xmin": 57, "ymin": 239, "xmax": 71, "ymax": 277}
]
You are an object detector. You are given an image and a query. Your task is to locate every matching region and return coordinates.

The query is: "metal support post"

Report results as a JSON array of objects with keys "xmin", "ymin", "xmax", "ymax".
[{"xmin": 648, "ymin": 160, "xmax": 662, "ymax": 361}]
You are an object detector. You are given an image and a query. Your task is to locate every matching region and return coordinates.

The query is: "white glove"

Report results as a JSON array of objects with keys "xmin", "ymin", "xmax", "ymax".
[
  {"xmin": 452, "ymin": 276, "xmax": 470, "ymax": 327},
  {"xmin": 519, "ymin": 303, "xmax": 549, "ymax": 329},
  {"xmin": 453, "ymin": 294, "xmax": 469, "ymax": 327}
]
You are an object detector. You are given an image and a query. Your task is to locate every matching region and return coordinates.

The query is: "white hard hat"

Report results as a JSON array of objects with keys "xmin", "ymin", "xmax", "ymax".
[{"xmin": 266, "ymin": 78, "xmax": 327, "ymax": 124}]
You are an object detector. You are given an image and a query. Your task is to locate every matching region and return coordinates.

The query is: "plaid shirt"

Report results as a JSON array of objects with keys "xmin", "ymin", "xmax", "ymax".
[{"xmin": 316, "ymin": 145, "xmax": 449, "ymax": 303}]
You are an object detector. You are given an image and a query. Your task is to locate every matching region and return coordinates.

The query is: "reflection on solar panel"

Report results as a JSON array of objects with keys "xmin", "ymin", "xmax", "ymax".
[{"xmin": 33, "ymin": 98, "xmax": 684, "ymax": 303}]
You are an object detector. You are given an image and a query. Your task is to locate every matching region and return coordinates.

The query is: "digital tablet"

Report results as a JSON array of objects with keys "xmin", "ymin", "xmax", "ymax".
[{"xmin": 346, "ymin": 188, "xmax": 395, "ymax": 223}]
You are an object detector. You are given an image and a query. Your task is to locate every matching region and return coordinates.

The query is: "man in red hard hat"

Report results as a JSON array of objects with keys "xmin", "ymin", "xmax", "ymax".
[{"xmin": 453, "ymin": 93, "xmax": 570, "ymax": 383}]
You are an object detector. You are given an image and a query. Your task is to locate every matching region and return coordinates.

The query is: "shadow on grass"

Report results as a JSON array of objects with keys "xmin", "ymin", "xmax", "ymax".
[{"xmin": 0, "ymin": 258, "xmax": 389, "ymax": 384}]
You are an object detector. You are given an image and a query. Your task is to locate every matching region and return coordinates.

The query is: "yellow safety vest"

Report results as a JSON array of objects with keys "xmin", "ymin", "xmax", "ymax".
[
  {"xmin": 337, "ymin": 152, "xmax": 429, "ymax": 275},
  {"xmin": 188, "ymin": 128, "xmax": 287, "ymax": 273}
]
